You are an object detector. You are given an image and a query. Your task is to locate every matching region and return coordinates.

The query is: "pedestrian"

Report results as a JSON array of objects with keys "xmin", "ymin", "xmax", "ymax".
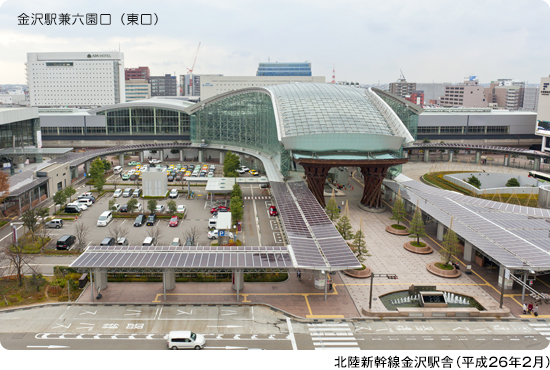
[
  {"xmin": 528, "ymin": 302, "xmax": 534, "ymax": 313},
  {"xmin": 523, "ymin": 303, "xmax": 527, "ymax": 314},
  {"xmin": 534, "ymin": 304, "xmax": 539, "ymax": 317},
  {"xmin": 297, "ymin": 270, "xmax": 301, "ymax": 281}
]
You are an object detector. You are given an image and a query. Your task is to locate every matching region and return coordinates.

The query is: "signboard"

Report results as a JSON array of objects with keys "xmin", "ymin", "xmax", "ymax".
[
  {"xmin": 535, "ymin": 120, "xmax": 550, "ymax": 137},
  {"xmin": 218, "ymin": 230, "xmax": 225, "ymax": 237},
  {"xmin": 36, "ymin": 130, "xmax": 42, "ymax": 148},
  {"xmin": 3, "ymin": 163, "xmax": 11, "ymax": 169}
]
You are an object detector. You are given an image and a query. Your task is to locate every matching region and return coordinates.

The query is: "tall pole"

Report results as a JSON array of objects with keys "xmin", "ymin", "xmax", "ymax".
[
  {"xmin": 369, "ymin": 273, "xmax": 374, "ymax": 310},
  {"xmin": 522, "ymin": 273, "xmax": 527, "ymax": 301},
  {"xmin": 324, "ymin": 273, "xmax": 328, "ymax": 301},
  {"xmin": 163, "ymin": 271, "xmax": 166, "ymax": 301},
  {"xmin": 499, "ymin": 267, "xmax": 506, "ymax": 309},
  {"xmin": 90, "ymin": 269, "xmax": 94, "ymax": 302}
]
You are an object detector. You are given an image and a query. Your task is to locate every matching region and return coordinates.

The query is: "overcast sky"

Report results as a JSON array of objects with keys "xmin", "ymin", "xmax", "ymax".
[{"xmin": 1, "ymin": 0, "xmax": 549, "ymax": 85}]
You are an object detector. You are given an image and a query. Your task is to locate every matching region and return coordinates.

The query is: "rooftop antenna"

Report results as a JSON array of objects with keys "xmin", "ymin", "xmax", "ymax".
[{"xmin": 331, "ymin": 64, "xmax": 336, "ymax": 84}]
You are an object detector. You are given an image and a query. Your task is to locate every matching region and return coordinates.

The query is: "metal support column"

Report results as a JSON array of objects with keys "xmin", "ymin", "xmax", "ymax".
[
  {"xmin": 119, "ymin": 153, "xmax": 124, "ymax": 166},
  {"xmin": 449, "ymin": 150, "xmax": 453, "ymax": 162},
  {"xmin": 423, "ymin": 150, "xmax": 429, "ymax": 162},
  {"xmin": 90, "ymin": 268, "xmax": 94, "ymax": 302},
  {"xmin": 522, "ymin": 273, "xmax": 527, "ymax": 301},
  {"xmin": 475, "ymin": 151, "xmax": 481, "ymax": 164},
  {"xmin": 219, "ymin": 151, "xmax": 225, "ymax": 164},
  {"xmin": 179, "ymin": 149, "xmax": 184, "ymax": 162}
]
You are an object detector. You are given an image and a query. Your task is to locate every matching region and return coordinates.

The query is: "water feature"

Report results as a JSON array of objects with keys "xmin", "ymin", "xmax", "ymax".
[{"xmin": 380, "ymin": 290, "xmax": 485, "ymax": 311}]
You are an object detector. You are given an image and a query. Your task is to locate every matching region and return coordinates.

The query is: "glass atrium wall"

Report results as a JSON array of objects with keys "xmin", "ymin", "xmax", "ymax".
[
  {"xmin": 190, "ymin": 92, "xmax": 291, "ymax": 176},
  {"xmin": 376, "ymin": 94, "xmax": 419, "ymax": 140},
  {"xmin": 0, "ymin": 118, "xmax": 38, "ymax": 148},
  {"xmin": 97, "ymin": 107, "xmax": 190, "ymax": 135}
]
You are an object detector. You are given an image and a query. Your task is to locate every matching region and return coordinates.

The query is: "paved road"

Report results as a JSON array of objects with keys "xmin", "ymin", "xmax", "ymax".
[{"xmin": 0, "ymin": 305, "xmax": 548, "ymax": 351}]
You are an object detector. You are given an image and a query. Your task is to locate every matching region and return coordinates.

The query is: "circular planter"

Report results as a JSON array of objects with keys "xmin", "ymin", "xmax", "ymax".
[
  {"xmin": 403, "ymin": 241, "xmax": 433, "ymax": 254},
  {"xmin": 385, "ymin": 225, "xmax": 410, "ymax": 236},
  {"xmin": 426, "ymin": 262, "xmax": 461, "ymax": 278},
  {"xmin": 343, "ymin": 266, "xmax": 372, "ymax": 279}
]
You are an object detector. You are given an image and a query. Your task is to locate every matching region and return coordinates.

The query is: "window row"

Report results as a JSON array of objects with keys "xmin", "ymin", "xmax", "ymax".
[{"xmin": 417, "ymin": 126, "xmax": 510, "ymax": 135}]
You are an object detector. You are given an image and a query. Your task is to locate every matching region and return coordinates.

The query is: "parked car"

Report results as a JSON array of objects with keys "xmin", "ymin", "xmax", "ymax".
[
  {"xmin": 129, "ymin": 161, "xmax": 141, "ymax": 166},
  {"xmin": 123, "ymin": 188, "xmax": 133, "ymax": 197},
  {"xmin": 167, "ymin": 175, "xmax": 174, "ymax": 182},
  {"xmin": 208, "ymin": 218, "xmax": 217, "ymax": 230},
  {"xmin": 146, "ymin": 213, "xmax": 157, "ymax": 226},
  {"xmin": 97, "ymin": 211, "xmax": 113, "ymax": 227},
  {"xmin": 207, "ymin": 229, "xmax": 234, "ymax": 240},
  {"xmin": 117, "ymin": 237, "xmax": 129, "ymax": 246},
  {"xmin": 113, "ymin": 189, "xmax": 123, "ymax": 197},
  {"xmin": 134, "ymin": 213, "xmax": 146, "ymax": 227},
  {"xmin": 133, "ymin": 188, "xmax": 142, "ymax": 197},
  {"xmin": 78, "ymin": 192, "xmax": 95, "ymax": 200},
  {"xmin": 236, "ymin": 168, "xmax": 245, "ymax": 174},
  {"xmin": 122, "ymin": 174, "xmax": 130, "ymax": 181},
  {"xmin": 129, "ymin": 174, "xmax": 137, "ymax": 181},
  {"xmin": 269, "ymin": 206, "xmax": 278, "ymax": 217},
  {"xmin": 175, "ymin": 174, "xmax": 183, "ymax": 181},
  {"xmin": 100, "ymin": 237, "xmax": 116, "ymax": 246},
  {"xmin": 249, "ymin": 170, "xmax": 259, "ymax": 176},
  {"xmin": 167, "ymin": 331, "xmax": 205, "ymax": 350},
  {"xmin": 64, "ymin": 204, "xmax": 80, "ymax": 214},
  {"xmin": 155, "ymin": 205, "xmax": 165, "ymax": 213},
  {"xmin": 142, "ymin": 236, "xmax": 156, "ymax": 246},
  {"xmin": 210, "ymin": 206, "xmax": 230, "ymax": 214},
  {"xmin": 240, "ymin": 166, "xmax": 249, "ymax": 172},
  {"xmin": 46, "ymin": 219, "xmax": 63, "ymax": 229},
  {"xmin": 185, "ymin": 237, "xmax": 194, "ymax": 246},
  {"xmin": 68, "ymin": 202, "xmax": 87, "ymax": 211},
  {"xmin": 171, "ymin": 238, "xmax": 181, "ymax": 246},
  {"xmin": 208, "ymin": 172, "xmax": 214, "ymax": 178},
  {"xmin": 56, "ymin": 235, "xmax": 76, "ymax": 250},
  {"xmin": 169, "ymin": 215, "xmax": 179, "ymax": 227},
  {"xmin": 111, "ymin": 203, "xmax": 121, "ymax": 212},
  {"xmin": 150, "ymin": 159, "xmax": 162, "ymax": 164},
  {"xmin": 169, "ymin": 189, "xmax": 178, "ymax": 199},
  {"xmin": 177, "ymin": 205, "xmax": 186, "ymax": 218}
]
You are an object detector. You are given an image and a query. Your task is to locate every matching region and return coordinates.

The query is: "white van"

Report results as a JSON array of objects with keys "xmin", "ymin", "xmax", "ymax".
[
  {"xmin": 77, "ymin": 198, "xmax": 93, "ymax": 207},
  {"xmin": 142, "ymin": 236, "xmax": 156, "ymax": 246},
  {"xmin": 122, "ymin": 188, "xmax": 133, "ymax": 197},
  {"xmin": 97, "ymin": 211, "xmax": 113, "ymax": 227},
  {"xmin": 208, "ymin": 218, "xmax": 217, "ymax": 230},
  {"xmin": 167, "ymin": 331, "xmax": 205, "ymax": 350},
  {"xmin": 113, "ymin": 165, "xmax": 123, "ymax": 174}
]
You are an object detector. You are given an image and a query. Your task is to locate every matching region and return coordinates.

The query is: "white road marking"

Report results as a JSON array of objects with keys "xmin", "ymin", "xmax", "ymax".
[
  {"xmin": 0, "ymin": 225, "xmax": 22, "ymax": 242},
  {"xmin": 176, "ymin": 309, "xmax": 192, "ymax": 315},
  {"xmin": 78, "ymin": 310, "xmax": 97, "ymax": 316},
  {"xmin": 120, "ymin": 219, "xmax": 127, "ymax": 226},
  {"xmin": 27, "ymin": 345, "xmax": 69, "ymax": 349}
]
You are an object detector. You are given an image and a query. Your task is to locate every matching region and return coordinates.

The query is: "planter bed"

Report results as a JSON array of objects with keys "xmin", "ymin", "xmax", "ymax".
[
  {"xmin": 426, "ymin": 261, "xmax": 461, "ymax": 278},
  {"xmin": 385, "ymin": 225, "xmax": 410, "ymax": 236},
  {"xmin": 403, "ymin": 241, "xmax": 433, "ymax": 254}
]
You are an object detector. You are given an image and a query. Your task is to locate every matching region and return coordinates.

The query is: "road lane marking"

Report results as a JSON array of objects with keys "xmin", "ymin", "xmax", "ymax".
[{"xmin": 286, "ymin": 318, "xmax": 297, "ymax": 351}]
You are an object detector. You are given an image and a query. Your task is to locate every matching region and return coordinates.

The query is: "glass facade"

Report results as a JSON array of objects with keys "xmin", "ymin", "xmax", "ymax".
[
  {"xmin": 0, "ymin": 118, "xmax": 39, "ymax": 148},
  {"xmin": 97, "ymin": 107, "xmax": 190, "ymax": 135},
  {"xmin": 256, "ymin": 62, "xmax": 312, "ymax": 77},
  {"xmin": 190, "ymin": 91, "xmax": 291, "ymax": 176},
  {"xmin": 376, "ymin": 92, "xmax": 419, "ymax": 140}
]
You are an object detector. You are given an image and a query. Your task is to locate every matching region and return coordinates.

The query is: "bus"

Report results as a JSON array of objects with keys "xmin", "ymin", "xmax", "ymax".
[{"xmin": 528, "ymin": 171, "xmax": 550, "ymax": 183}]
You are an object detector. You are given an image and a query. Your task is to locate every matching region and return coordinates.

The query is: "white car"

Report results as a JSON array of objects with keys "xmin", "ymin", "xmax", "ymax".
[
  {"xmin": 113, "ymin": 189, "xmax": 123, "ymax": 198},
  {"xmin": 68, "ymin": 202, "xmax": 87, "ymax": 211},
  {"xmin": 111, "ymin": 203, "xmax": 121, "ymax": 212},
  {"xmin": 167, "ymin": 331, "xmax": 205, "ymax": 350},
  {"xmin": 150, "ymin": 159, "xmax": 162, "ymax": 164},
  {"xmin": 128, "ymin": 169, "xmax": 135, "ymax": 175},
  {"xmin": 241, "ymin": 166, "xmax": 249, "ymax": 172},
  {"xmin": 177, "ymin": 205, "xmax": 186, "ymax": 218},
  {"xmin": 169, "ymin": 189, "xmax": 178, "ymax": 198},
  {"xmin": 236, "ymin": 168, "xmax": 245, "ymax": 174},
  {"xmin": 78, "ymin": 192, "xmax": 93, "ymax": 199},
  {"xmin": 207, "ymin": 229, "xmax": 234, "ymax": 240},
  {"xmin": 155, "ymin": 204, "xmax": 166, "ymax": 213}
]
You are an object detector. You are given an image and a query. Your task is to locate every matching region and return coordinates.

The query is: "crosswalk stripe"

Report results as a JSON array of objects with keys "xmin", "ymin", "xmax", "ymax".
[
  {"xmin": 311, "ymin": 337, "xmax": 357, "ymax": 341},
  {"xmin": 528, "ymin": 324, "xmax": 549, "ymax": 327},
  {"xmin": 308, "ymin": 323, "xmax": 350, "ymax": 327},
  {"xmin": 309, "ymin": 332, "xmax": 353, "ymax": 336},
  {"xmin": 315, "ymin": 347, "xmax": 361, "ymax": 351},
  {"xmin": 314, "ymin": 342, "xmax": 359, "ymax": 346}
]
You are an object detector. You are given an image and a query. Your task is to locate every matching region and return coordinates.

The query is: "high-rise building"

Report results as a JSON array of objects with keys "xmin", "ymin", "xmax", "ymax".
[
  {"xmin": 536, "ymin": 76, "xmax": 550, "ymax": 152},
  {"xmin": 26, "ymin": 52, "xmax": 125, "ymax": 107},
  {"xmin": 522, "ymin": 86, "xmax": 539, "ymax": 111},
  {"xmin": 484, "ymin": 80, "xmax": 525, "ymax": 110},
  {"xmin": 181, "ymin": 75, "xmax": 326, "ymax": 100},
  {"xmin": 389, "ymin": 78, "xmax": 416, "ymax": 98},
  {"xmin": 256, "ymin": 62, "xmax": 312, "ymax": 76},
  {"xmin": 125, "ymin": 79, "xmax": 151, "ymax": 102},
  {"xmin": 415, "ymin": 83, "xmax": 451, "ymax": 104},
  {"xmin": 125, "ymin": 66, "xmax": 150, "ymax": 81},
  {"xmin": 149, "ymin": 74, "xmax": 177, "ymax": 97},
  {"xmin": 438, "ymin": 79, "xmax": 487, "ymax": 108}
]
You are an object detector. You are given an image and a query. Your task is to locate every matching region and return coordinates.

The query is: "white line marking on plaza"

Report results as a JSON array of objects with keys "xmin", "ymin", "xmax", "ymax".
[
  {"xmin": 176, "ymin": 309, "xmax": 192, "ymax": 315},
  {"xmin": 79, "ymin": 310, "xmax": 97, "ymax": 315},
  {"xmin": 0, "ymin": 225, "xmax": 22, "ymax": 242},
  {"xmin": 27, "ymin": 345, "xmax": 69, "ymax": 349}
]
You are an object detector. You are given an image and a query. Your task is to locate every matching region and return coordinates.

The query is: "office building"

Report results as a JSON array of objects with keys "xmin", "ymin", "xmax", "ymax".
[
  {"xmin": 415, "ymin": 83, "xmax": 450, "ymax": 104},
  {"xmin": 125, "ymin": 66, "xmax": 150, "ymax": 81},
  {"xmin": 125, "ymin": 79, "xmax": 151, "ymax": 102},
  {"xmin": 438, "ymin": 79, "xmax": 487, "ymax": 108},
  {"xmin": 522, "ymin": 86, "xmax": 539, "ymax": 111},
  {"xmin": 389, "ymin": 78, "xmax": 416, "ymax": 98},
  {"xmin": 181, "ymin": 75, "xmax": 326, "ymax": 100},
  {"xmin": 26, "ymin": 52, "xmax": 125, "ymax": 107},
  {"xmin": 256, "ymin": 62, "xmax": 312, "ymax": 76},
  {"xmin": 484, "ymin": 80, "xmax": 525, "ymax": 110},
  {"xmin": 536, "ymin": 76, "xmax": 550, "ymax": 152},
  {"xmin": 149, "ymin": 74, "xmax": 177, "ymax": 97}
]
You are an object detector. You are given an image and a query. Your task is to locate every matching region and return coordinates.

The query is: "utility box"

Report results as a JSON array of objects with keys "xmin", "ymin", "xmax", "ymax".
[
  {"xmin": 142, "ymin": 167, "xmax": 167, "ymax": 197},
  {"xmin": 217, "ymin": 212, "xmax": 232, "ymax": 246}
]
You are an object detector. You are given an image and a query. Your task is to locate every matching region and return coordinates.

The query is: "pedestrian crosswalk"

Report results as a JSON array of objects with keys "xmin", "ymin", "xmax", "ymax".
[
  {"xmin": 308, "ymin": 322, "xmax": 360, "ymax": 350},
  {"xmin": 528, "ymin": 322, "xmax": 550, "ymax": 340},
  {"xmin": 244, "ymin": 196, "xmax": 270, "ymax": 200}
]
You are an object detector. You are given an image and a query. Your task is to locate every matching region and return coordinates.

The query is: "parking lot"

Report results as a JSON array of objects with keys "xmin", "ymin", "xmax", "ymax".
[{"xmin": 49, "ymin": 161, "xmax": 282, "ymax": 249}]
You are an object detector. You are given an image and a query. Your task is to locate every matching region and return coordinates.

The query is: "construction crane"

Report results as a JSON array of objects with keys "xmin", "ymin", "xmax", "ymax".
[{"xmin": 185, "ymin": 42, "xmax": 201, "ymax": 95}]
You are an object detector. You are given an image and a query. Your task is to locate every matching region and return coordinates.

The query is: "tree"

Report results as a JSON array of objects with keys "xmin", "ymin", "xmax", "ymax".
[
  {"xmin": 351, "ymin": 223, "xmax": 370, "ymax": 264},
  {"xmin": 1, "ymin": 241, "xmax": 36, "ymax": 287},
  {"xmin": 109, "ymin": 223, "xmax": 129, "ymax": 243},
  {"xmin": 0, "ymin": 171, "xmax": 10, "ymax": 216},
  {"xmin": 336, "ymin": 215, "xmax": 353, "ymax": 240},
  {"xmin": 467, "ymin": 175, "xmax": 481, "ymax": 189},
  {"xmin": 64, "ymin": 185, "xmax": 76, "ymax": 203},
  {"xmin": 22, "ymin": 208, "xmax": 38, "ymax": 242},
  {"xmin": 108, "ymin": 199, "xmax": 117, "ymax": 211},
  {"xmin": 230, "ymin": 196, "xmax": 244, "ymax": 223},
  {"xmin": 30, "ymin": 273, "xmax": 46, "ymax": 292},
  {"xmin": 127, "ymin": 198, "xmax": 138, "ymax": 213},
  {"xmin": 147, "ymin": 199, "xmax": 158, "ymax": 214},
  {"xmin": 231, "ymin": 183, "xmax": 243, "ymax": 200},
  {"xmin": 408, "ymin": 205, "xmax": 427, "ymax": 245},
  {"xmin": 183, "ymin": 226, "xmax": 200, "ymax": 246},
  {"xmin": 53, "ymin": 191, "xmax": 67, "ymax": 213},
  {"xmin": 36, "ymin": 207, "xmax": 51, "ymax": 249},
  {"xmin": 167, "ymin": 200, "xmax": 177, "ymax": 213},
  {"xmin": 440, "ymin": 219, "xmax": 460, "ymax": 265},
  {"xmin": 390, "ymin": 189, "xmax": 407, "ymax": 226},
  {"xmin": 506, "ymin": 177, "xmax": 520, "ymax": 187},
  {"xmin": 89, "ymin": 157, "xmax": 106, "ymax": 193},
  {"xmin": 325, "ymin": 197, "xmax": 340, "ymax": 221},
  {"xmin": 223, "ymin": 151, "xmax": 240, "ymax": 177},
  {"xmin": 102, "ymin": 159, "xmax": 112, "ymax": 171},
  {"xmin": 423, "ymin": 138, "xmax": 431, "ymax": 143},
  {"xmin": 74, "ymin": 221, "xmax": 90, "ymax": 249},
  {"xmin": 146, "ymin": 225, "xmax": 162, "ymax": 245}
]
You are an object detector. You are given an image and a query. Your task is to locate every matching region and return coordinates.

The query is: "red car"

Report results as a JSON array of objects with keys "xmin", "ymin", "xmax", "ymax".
[
  {"xmin": 269, "ymin": 206, "xmax": 278, "ymax": 217},
  {"xmin": 210, "ymin": 206, "xmax": 230, "ymax": 214},
  {"xmin": 169, "ymin": 215, "xmax": 179, "ymax": 227}
]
